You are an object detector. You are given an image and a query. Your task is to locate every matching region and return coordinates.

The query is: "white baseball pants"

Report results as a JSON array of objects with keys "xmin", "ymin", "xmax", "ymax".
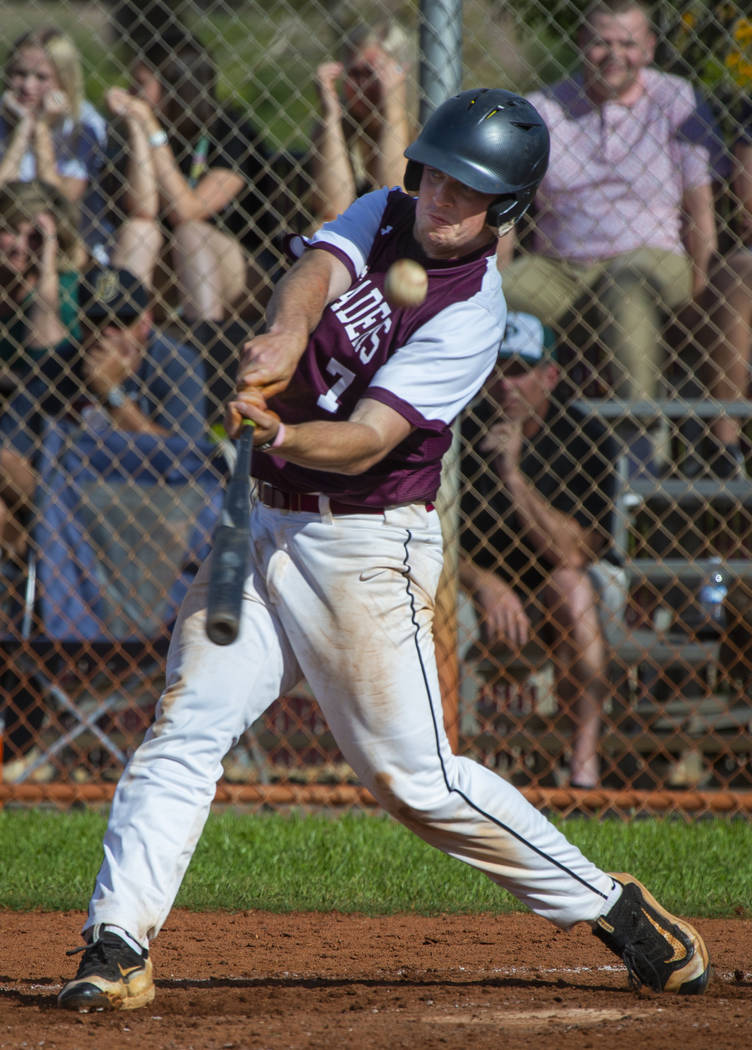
[{"xmin": 86, "ymin": 500, "xmax": 614, "ymax": 945}]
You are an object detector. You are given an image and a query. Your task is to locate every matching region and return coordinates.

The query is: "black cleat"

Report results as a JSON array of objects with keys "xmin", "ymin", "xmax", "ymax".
[
  {"xmin": 594, "ymin": 873, "xmax": 710, "ymax": 994},
  {"xmin": 57, "ymin": 931, "xmax": 154, "ymax": 1011}
]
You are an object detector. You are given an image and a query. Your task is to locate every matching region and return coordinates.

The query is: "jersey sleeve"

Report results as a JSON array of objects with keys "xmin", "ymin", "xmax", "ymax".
[
  {"xmin": 367, "ymin": 288, "xmax": 503, "ymax": 428},
  {"xmin": 308, "ymin": 188, "xmax": 392, "ymax": 280}
]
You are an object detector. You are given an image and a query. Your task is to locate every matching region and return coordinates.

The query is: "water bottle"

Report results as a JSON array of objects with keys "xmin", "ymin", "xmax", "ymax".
[{"xmin": 697, "ymin": 557, "xmax": 728, "ymax": 637}]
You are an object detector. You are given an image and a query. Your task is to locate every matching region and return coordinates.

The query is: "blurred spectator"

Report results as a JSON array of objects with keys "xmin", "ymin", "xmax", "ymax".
[
  {"xmin": 0, "ymin": 179, "xmax": 86, "ymax": 392},
  {"xmin": 109, "ymin": 0, "xmax": 190, "ymax": 58},
  {"xmin": 0, "ymin": 265, "xmax": 207, "ymax": 560},
  {"xmin": 698, "ymin": 97, "xmax": 752, "ymax": 478},
  {"xmin": 0, "ymin": 27, "xmax": 106, "ymax": 235},
  {"xmin": 497, "ymin": 0, "xmax": 722, "ymax": 471},
  {"xmin": 309, "ymin": 20, "xmax": 412, "ymax": 225},
  {"xmin": 459, "ymin": 312, "xmax": 621, "ymax": 789},
  {"xmin": 100, "ymin": 33, "xmax": 275, "ymax": 326}
]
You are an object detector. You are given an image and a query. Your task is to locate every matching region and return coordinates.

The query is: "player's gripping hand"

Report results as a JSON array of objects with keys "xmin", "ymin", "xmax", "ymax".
[
  {"xmin": 226, "ymin": 386, "xmax": 281, "ymax": 447},
  {"xmin": 236, "ymin": 328, "xmax": 308, "ymax": 401}
]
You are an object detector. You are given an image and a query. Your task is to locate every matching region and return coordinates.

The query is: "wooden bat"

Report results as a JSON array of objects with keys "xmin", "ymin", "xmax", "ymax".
[{"xmin": 205, "ymin": 421, "xmax": 255, "ymax": 645}]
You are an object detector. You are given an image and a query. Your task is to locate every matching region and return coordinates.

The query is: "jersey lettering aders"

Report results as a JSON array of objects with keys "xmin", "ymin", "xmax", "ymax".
[{"xmin": 252, "ymin": 189, "xmax": 505, "ymax": 507}]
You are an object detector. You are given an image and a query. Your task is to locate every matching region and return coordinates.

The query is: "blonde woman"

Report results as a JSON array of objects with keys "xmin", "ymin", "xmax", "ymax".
[
  {"xmin": 0, "ymin": 27, "xmax": 105, "ymax": 207},
  {"xmin": 309, "ymin": 20, "xmax": 413, "ymax": 225}
]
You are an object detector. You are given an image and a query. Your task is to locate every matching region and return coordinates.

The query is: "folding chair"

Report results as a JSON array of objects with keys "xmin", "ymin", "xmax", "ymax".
[{"xmin": 2, "ymin": 422, "xmax": 225, "ymax": 783}]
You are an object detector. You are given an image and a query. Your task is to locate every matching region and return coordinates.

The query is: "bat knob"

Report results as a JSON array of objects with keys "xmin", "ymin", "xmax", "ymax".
[{"xmin": 206, "ymin": 615, "xmax": 240, "ymax": 646}]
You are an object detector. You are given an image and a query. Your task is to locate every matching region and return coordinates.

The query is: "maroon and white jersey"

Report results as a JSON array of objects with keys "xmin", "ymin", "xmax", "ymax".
[{"xmin": 253, "ymin": 188, "xmax": 505, "ymax": 506}]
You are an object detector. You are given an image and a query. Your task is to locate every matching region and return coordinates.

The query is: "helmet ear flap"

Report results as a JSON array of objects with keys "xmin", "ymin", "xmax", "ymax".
[
  {"xmin": 404, "ymin": 160, "xmax": 423, "ymax": 194},
  {"xmin": 486, "ymin": 190, "xmax": 534, "ymax": 233}
]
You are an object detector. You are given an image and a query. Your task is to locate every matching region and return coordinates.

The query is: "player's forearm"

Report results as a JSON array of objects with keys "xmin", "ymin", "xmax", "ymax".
[
  {"xmin": 267, "ymin": 251, "xmax": 345, "ymax": 338},
  {"xmin": 261, "ymin": 418, "xmax": 393, "ymax": 475},
  {"xmin": 504, "ymin": 469, "xmax": 589, "ymax": 568}
]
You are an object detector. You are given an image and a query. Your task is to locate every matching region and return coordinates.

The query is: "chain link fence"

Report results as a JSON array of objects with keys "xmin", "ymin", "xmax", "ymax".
[{"xmin": 1, "ymin": 0, "xmax": 751, "ymax": 813}]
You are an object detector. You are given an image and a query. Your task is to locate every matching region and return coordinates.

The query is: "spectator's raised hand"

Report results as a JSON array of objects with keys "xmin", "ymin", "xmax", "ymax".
[
  {"xmin": 371, "ymin": 49, "xmax": 406, "ymax": 110},
  {"xmin": 106, "ymin": 87, "xmax": 153, "ymax": 125},
  {"xmin": 32, "ymin": 209, "xmax": 59, "ymax": 267},
  {"xmin": 316, "ymin": 62, "xmax": 345, "ymax": 118}
]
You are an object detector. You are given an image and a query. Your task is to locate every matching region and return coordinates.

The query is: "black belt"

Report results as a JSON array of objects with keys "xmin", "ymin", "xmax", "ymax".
[{"xmin": 256, "ymin": 482, "xmax": 434, "ymax": 516}]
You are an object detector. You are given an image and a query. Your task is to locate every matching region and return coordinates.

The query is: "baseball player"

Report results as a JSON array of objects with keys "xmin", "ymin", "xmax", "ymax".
[{"xmin": 58, "ymin": 89, "xmax": 709, "ymax": 1011}]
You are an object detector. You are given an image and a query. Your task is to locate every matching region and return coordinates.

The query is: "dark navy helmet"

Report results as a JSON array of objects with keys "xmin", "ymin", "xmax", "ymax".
[{"xmin": 404, "ymin": 88, "xmax": 550, "ymax": 231}]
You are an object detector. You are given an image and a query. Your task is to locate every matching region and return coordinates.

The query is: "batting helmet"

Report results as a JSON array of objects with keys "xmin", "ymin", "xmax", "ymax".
[{"xmin": 403, "ymin": 88, "xmax": 550, "ymax": 232}]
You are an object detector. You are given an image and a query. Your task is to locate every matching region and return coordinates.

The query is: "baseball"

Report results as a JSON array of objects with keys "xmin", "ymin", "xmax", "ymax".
[{"xmin": 384, "ymin": 259, "xmax": 428, "ymax": 309}]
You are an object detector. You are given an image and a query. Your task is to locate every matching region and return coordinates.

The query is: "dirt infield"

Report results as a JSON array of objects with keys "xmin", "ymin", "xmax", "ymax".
[{"xmin": 1, "ymin": 910, "xmax": 750, "ymax": 1049}]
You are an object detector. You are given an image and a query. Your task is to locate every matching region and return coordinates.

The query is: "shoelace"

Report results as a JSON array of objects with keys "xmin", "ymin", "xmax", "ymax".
[{"xmin": 65, "ymin": 937, "xmax": 134, "ymax": 976}]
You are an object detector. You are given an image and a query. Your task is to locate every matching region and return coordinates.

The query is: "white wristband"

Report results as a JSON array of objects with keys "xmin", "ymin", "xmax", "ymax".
[{"xmin": 148, "ymin": 129, "xmax": 168, "ymax": 148}]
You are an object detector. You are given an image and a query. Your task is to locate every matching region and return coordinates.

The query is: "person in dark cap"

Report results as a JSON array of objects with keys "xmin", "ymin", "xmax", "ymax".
[
  {"xmin": 459, "ymin": 311, "xmax": 622, "ymax": 790},
  {"xmin": 1, "ymin": 265, "xmax": 207, "ymax": 455},
  {"xmin": 0, "ymin": 265, "xmax": 208, "ymax": 557}
]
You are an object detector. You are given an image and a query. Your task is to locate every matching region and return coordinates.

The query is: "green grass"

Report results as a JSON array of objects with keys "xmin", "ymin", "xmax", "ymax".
[{"xmin": 0, "ymin": 809, "xmax": 750, "ymax": 918}]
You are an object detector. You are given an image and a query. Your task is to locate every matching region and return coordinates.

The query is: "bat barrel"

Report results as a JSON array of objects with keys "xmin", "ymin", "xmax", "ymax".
[
  {"xmin": 205, "ymin": 421, "xmax": 255, "ymax": 645},
  {"xmin": 206, "ymin": 524, "xmax": 251, "ymax": 645}
]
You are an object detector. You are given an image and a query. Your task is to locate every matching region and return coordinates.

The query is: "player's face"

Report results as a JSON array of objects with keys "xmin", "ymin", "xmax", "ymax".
[
  {"xmin": 6, "ymin": 47, "xmax": 59, "ymax": 111},
  {"xmin": 414, "ymin": 167, "xmax": 497, "ymax": 260},
  {"xmin": 581, "ymin": 9, "xmax": 655, "ymax": 103}
]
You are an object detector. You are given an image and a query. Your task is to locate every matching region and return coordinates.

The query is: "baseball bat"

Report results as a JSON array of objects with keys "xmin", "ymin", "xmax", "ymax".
[{"xmin": 205, "ymin": 421, "xmax": 255, "ymax": 645}]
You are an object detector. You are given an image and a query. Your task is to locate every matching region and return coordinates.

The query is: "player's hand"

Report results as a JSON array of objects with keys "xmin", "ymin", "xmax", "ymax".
[
  {"xmin": 226, "ymin": 388, "xmax": 280, "ymax": 444},
  {"xmin": 474, "ymin": 571, "xmax": 530, "ymax": 648},
  {"xmin": 481, "ymin": 420, "xmax": 523, "ymax": 478},
  {"xmin": 236, "ymin": 330, "xmax": 304, "ymax": 400}
]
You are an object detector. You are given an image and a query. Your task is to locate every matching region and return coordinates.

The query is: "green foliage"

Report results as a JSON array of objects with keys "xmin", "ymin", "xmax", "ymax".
[{"xmin": 0, "ymin": 808, "xmax": 750, "ymax": 918}]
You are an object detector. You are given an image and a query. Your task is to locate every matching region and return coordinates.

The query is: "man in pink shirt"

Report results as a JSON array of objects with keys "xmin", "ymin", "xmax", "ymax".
[{"xmin": 498, "ymin": 0, "xmax": 719, "ymax": 442}]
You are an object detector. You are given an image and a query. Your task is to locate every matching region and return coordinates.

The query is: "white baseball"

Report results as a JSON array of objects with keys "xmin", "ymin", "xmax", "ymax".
[{"xmin": 384, "ymin": 259, "xmax": 428, "ymax": 309}]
